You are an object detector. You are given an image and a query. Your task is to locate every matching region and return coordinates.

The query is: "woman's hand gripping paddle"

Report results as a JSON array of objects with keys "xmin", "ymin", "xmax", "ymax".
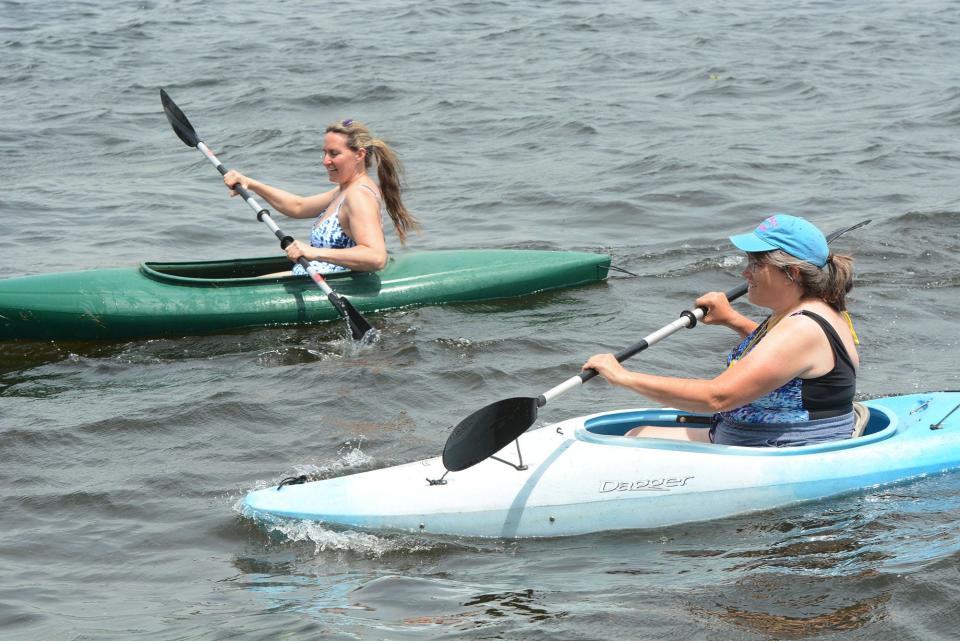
[
  {"xmin": 441, "ymin": 219, "xmax": 871, "ymax": 472},
  {"xmin": 160, "ymin": 89, "xmax": 374, "ymax": 341}
]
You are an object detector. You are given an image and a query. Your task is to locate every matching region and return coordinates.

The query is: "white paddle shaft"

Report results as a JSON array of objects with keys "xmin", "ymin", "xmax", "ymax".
[
  {"xmin": 195, "ymin": 142, "xmax": 336, "ymax": 296},
  {"xmin": 539, "ymin": 307, "xmax": 706, "ymax": 405}
]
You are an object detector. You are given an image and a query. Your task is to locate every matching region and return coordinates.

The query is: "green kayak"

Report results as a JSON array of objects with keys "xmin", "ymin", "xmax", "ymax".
[{"xmin": 0, "ymin": 249, "xmax": 610, "ymax": 341}]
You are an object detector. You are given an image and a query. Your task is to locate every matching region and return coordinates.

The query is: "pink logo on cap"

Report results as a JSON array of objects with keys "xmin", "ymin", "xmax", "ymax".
[{"xmin": 757, "ymin": 215, "xmax": 780, "ymax": 232}]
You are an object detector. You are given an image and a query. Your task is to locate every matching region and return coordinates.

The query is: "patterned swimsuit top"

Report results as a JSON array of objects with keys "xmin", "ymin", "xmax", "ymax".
[
  {"xmin": 719, "ymin": 310, "xmax": 857, "ymax": 424},
  {"xmin": 291, "ymin": 183, "xmax": 382, "ymax": 275}
]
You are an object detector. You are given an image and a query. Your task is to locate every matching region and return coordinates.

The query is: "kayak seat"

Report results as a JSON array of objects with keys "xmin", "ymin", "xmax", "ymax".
[{"xmin": 851, "ymin": 402, "xmax": 870, "ymax": 438}]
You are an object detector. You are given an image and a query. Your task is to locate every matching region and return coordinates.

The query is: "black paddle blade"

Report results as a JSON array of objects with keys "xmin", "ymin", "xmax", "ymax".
[
  {"xmin": 826, "ymin": 219, "xmax": 870, "ymax": 243},
  {"xmin": 442, "ymin": 397, "xmax": 539, "ymax": 472},
  {"xmin": 326, "ymin": 292, "xmax": 373, "ymax": 340},
  {"xmin": 160, "ymin": 88, "xmax": 201, "ymax": 148},
  {"xmin": 343, "ymin": 301, "xmax": 374, "ymax": 340}
]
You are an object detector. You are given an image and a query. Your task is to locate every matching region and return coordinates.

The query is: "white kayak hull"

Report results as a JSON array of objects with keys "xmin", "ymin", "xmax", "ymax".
[{"xmin": 243, "ymin": 392, "xmax": 960, "ymax": 538}]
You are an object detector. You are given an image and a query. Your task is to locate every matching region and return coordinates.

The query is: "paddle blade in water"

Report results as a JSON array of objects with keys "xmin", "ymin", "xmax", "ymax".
[
  {"xmin": 160, "ymin": 88, "xmax": 201, "ymax": 148},
  {"xmin": 442, "ymin": 396, "xmax": 539, "ymax": 472},
  {"xmin": 328, "ymin": 293, "xmax": 373, "ymax": 340}
]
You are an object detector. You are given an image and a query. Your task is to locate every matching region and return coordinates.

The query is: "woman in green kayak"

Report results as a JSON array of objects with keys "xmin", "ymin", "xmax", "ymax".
[
  {"xmin": 584, "ymin": 214, "xmax": 859, "ymax": 447},
  {"xmin": 223, "ymin": 119, "xmax": 417, "ymax": 276}
]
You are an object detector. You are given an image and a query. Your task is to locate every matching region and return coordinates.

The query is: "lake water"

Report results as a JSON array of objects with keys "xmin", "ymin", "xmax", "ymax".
[{"xmin": 2, "ymin": 0, "xmax": 960, "ymax": 639}]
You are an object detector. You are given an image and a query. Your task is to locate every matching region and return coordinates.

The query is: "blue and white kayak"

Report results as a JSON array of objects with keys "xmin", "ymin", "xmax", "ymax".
[{"xmin": 242, "ymin": 392, "xmax": 960, "ymax": 539}]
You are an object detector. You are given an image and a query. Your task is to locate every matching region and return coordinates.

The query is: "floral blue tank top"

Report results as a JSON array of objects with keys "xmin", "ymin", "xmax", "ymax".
[{"xmin": 291, "ymin": 184, "xmax": 381, "ymax": 275}]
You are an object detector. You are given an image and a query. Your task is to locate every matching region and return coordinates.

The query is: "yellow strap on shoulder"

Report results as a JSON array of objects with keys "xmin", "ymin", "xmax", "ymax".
[{"xmin": 842, "ymin": 311, "xmax": 860, "ymax": 345}]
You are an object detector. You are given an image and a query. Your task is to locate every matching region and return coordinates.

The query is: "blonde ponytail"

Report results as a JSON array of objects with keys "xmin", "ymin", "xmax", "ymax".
[{"xmin": 325, "ymin": 120, "xmax": 419, "ymax": 244}]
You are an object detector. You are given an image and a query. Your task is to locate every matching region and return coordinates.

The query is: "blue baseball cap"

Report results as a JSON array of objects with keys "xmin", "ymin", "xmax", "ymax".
[{"xmin": 729, "ymin": 214, "xmax": 828, "ymax": 267}]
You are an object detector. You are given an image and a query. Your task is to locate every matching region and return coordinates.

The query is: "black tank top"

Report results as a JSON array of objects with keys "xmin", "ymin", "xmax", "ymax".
[{"xmin": 797, "ymin": 310, "xmax": 857, "ymax": 419}]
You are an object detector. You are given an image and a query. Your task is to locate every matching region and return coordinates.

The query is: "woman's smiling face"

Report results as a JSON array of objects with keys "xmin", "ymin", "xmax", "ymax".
[
  {"xmin": 742, "ymin": 253, "xmax": 783, "ymax": 306},
  {"xmin": 322, "ymin": 131, "xmax": 365, "ymax": 184}
]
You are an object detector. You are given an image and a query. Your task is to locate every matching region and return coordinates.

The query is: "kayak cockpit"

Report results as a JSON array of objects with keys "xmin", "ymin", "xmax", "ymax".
[
  {"xmin": 573, "ymin": 404, "xmax": 897, "ymax": 456},
  {"xmin": 139, "ymin": 256, "xmax": 357, "ymax": 285}
]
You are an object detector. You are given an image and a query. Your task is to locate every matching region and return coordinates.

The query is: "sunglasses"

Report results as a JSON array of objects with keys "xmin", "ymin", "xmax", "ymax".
[{"xmin": 744, "ymin": 257, "xmax": 767, "ymax": 273}]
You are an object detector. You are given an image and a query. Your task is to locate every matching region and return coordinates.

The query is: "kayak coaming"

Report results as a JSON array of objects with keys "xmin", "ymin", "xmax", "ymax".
[
  {"xmin": 0, "ymin": 249, "xmax": 610, "ymax": 340},
  {"xmin": 241, "ymin": 392, "xmax": 960, "ymax": 539}
]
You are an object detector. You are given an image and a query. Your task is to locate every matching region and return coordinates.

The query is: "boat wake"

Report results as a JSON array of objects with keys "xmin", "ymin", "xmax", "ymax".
[
  {"xmin": 235, "ymin": 439, "xmax": 444, "ymax": 556},
  {"xmin": 242, "ymin": 512, "xmax": 431, "ymax": 557}
]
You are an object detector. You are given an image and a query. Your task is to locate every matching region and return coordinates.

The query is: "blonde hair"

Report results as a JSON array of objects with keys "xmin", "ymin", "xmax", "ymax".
[
  {"xmin": 760, "ymin": 249, "xmax": 855, "ymax": 311},
  {"xmin": 325, "ymin": 119, "xmax": 418, "ymax": 244}
]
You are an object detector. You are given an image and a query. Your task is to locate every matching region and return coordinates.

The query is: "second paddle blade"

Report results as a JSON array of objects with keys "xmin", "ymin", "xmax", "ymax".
[
  {"xmin": 160, "ymin": 88, "xmax": 201, "ymax": 148},
  {"xmin": 442, "ymin": 396, "xmax": 539, "ymax": 472}
]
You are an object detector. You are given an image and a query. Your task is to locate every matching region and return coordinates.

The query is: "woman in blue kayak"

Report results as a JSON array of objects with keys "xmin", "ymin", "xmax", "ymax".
[
  {"xmin": 223, "ymin": 119, "xmax": 417, "ymax": 276},
  {"xmin": 584, "ymin": 214, "xmax": 859, "ymax": 447}
]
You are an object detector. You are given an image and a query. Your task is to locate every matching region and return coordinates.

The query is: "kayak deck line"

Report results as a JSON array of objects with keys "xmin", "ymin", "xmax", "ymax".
[
  {"xmin": 241, "ymin": 392, "xmax": 960, "ymax": 539},
  {"xmin": 0, "ymin": 249, "xmax": 610, "ymax": 341}
]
